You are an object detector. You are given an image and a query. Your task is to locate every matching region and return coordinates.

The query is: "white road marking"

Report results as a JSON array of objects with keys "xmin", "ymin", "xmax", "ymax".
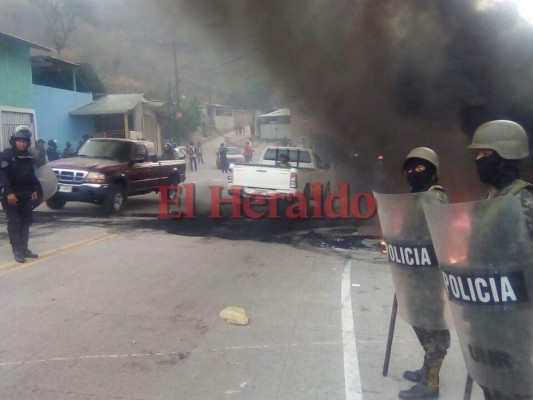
[
  {"xmin": 342, "ymin": 258, "xmax": 363, "ymax": 400},
  {"xmin": 0, "ymin": 341, "xmax": 341, "ymax": 367}
]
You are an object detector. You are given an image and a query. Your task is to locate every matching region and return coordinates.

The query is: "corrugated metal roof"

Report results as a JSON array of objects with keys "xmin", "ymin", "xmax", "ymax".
[
  {"xmin": 259, "ymin": 108, "xmax": 290, "ymax": 117},
  {"xmin": 70, "ymin": 94, "xmax": 164, "ymax": 116},
  {"xmin": 0, "ymin": 31, "xmax": 52, "ymax": 51}
]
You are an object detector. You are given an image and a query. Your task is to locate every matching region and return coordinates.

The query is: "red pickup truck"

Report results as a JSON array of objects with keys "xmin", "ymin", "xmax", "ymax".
[{"xmin": 46, "ymin": 138, "xmax": 186, "ymax": 214}]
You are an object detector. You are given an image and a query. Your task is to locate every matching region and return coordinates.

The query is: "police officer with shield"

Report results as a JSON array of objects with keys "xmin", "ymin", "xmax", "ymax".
[
  {"xmin": 469, "ymin": 120, "xmax": 533, "ymax": 239},
  {"xmin": 395, "ymin": 147, "xmax": 451, "ymax": 400},
  {"xmin": 468, "ymin": 120, "xmax": 533, "ymax": 400},
  {"xmin": 0, "ymin": 126, "xmax": 43, "ymax": 263}
]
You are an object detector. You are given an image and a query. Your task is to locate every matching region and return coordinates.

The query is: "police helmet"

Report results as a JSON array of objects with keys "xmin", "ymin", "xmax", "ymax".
[
  {"xmin": 468, "ymin": 120, "xmax": 529, "ymax": 160},
  {"xmin": 10, "ymin": 125, "xmax": 32, "ymax": 147},
  {"xmin": 403, "ymin": 147, "xmax": 440, "ymax": 177}
]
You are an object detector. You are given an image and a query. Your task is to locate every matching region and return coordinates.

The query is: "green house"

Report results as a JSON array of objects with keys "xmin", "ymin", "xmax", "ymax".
[{"xmin": 0, "ymin": 32, "xmax": 51, "ymax": 151}]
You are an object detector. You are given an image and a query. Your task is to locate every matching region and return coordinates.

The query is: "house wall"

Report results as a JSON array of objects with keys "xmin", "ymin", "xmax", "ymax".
[
  {"xmin": 33, "ymin": 84, "xmax": 93, "ymax": 152},
  {"xmin": 133, "ymin": 103, "xmax": 142, "ymax": 134},
  {"xmin": 0, "ymin": 37, "xmax": 37, "ymax": 151},
  {"xmin": 0, "ymin": 37, "xmax": 33, "ymax": 109},
  {"xmin": 142, "ymin": 107, "xmax": 162, "ymax": 154}
]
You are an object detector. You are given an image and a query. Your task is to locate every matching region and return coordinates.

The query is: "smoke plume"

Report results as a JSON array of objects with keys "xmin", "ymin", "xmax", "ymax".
[{"xmin": 174, "ymin": 0, "xmax": 533, "ymax": 200}]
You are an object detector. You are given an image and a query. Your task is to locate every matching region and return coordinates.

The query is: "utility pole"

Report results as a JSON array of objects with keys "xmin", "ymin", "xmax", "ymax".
[
  {"xmin": 172, "ymin": 38, "xmax": 180, "ymax": 140},
  {"xmin": 208, "ymin": 73, "xmax": 213, "ymax": 136}
]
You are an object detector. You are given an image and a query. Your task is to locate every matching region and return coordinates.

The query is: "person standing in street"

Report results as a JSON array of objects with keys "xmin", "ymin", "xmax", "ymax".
[
  {"xmin": 33, "ymin": 139, "xmax": 47, "ymax": 167},
  {"xmin": 62, "ymin": 141, "xmax": 74, "ymax": 158},
  {"xmin": 187, "ymin": 142, "xmax": 198, "ymax": 171},
  {"xmin": 217, "ymin": 143, "xmax": 229, "ymax": 173},
  {"xmin": 243, "ymin": 140, "xmax": 253, "ymax": 163},
  {"xmin": 46, "ymin": 139, "xmax": 60, "ymax": 161},
  {"xmin": 467, "ymin": 120, "xmax": 533, "ymax": 400},
  {"xmin": 195, "ymin": 143, "xmax": 204, "ymax": 164},
  {"xmin": 0, "ymin": 126, "xmax": 43, "ymax": 263},
  {"xmin": 399, "ymin": 147, "xmax": 451, "ymax": 400}
]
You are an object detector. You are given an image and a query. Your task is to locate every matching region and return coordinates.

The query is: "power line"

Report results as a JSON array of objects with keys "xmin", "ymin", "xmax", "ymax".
[{"xmin": 186, "ymin": 48, "xmax": 259, "ymax": 76}]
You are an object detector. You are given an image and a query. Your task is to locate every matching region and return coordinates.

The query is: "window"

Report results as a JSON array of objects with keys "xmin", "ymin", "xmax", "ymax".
[
  {"xmin": 134, "ymin": 144, "xmax": 147, "ymax": 161},
  {"xmin": 263, "ymin": 149, "xmax": 312, "ymax": 163}
]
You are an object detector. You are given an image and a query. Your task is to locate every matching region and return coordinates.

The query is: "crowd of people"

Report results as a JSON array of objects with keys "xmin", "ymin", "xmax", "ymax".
[
  {"xmin": 163, "ymin": 139, "xmax": 254, "ymax": 174},
  {"xmin": 30, "ymin": 134, "xmax": 91, "ymax": 168}
]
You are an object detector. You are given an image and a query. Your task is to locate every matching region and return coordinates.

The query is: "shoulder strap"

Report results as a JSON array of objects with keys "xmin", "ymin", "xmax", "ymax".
[
  {"xmin": 508, "ymin": 179, "xmax": 533, "ymax": 195},
  {"xmin": 428, "ymin": 184, "xmax": 444, "ymax": 192}
]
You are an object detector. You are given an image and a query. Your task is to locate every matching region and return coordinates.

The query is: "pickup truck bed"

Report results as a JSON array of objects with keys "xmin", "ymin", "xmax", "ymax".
[
  {"xmin": 46, "ymin": 138, "xmax": 186, "ymax": 214},
  {"xmin": 230, "ymin": 164, "xmax": 295, "ymax": 195},
  {"xmin": 228, "ymin": 146, "xmax": 331, "ymax": 197}
]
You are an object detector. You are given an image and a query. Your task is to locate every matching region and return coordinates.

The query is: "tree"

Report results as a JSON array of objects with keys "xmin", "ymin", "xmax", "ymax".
[
  {"xmin": 178, "ymin": 97, "xmax": 202, "ymax": 139},
  {"xmin": 162, "ymin": 97, "xmax": 202, "ymax": 144},
  {"xmin": 31, "ymin": 0, "xmax": 95, "ymax": 55}
]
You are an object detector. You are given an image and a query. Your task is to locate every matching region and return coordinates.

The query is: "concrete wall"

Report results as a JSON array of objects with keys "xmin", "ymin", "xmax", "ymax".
[
  {"xmin": 0, "ymin": 37, "xmax": 33, "ymax": 109},
  {"xmin": 142, "ymin": 108, "xmax": 162, "ymax": 154},
  {"xmin": 33, "ymin": 84, "xmax": 93, "ymax": 151}
]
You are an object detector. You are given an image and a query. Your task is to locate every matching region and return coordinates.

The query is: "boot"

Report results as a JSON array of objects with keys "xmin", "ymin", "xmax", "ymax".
[
  {"xmin": 14, "ymin": 253, "xmax": 26, "ymax": 263},
  {"xmin": 398, "ymin": 384, "xmax": 439, "ymax": 399},
  {"xmin": 23, "ymin": 249, "xmax": 39, "ymax": 258},
  {"xmin": 399, "ymin": 367, "xmax": 440, "ymax": 399},
  {"xmin": 403, "ymin": 362, "xmax": 427, "ymax": 383}
]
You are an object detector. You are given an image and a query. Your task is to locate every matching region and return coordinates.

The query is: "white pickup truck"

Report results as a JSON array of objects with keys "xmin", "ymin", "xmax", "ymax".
[{"xmin": 227, "ymin": 146, "xmax": 332, "ymax": 198}]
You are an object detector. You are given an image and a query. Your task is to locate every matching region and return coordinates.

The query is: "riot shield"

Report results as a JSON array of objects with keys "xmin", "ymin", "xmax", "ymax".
[
  {"xmin": 424, "ymin": 196, "xmax": 533, "ymax": 396},
  {"xmin": 36, "ymin": 165, "xmax": 58, "ymax": 202},
  {"xmin": 374, "ymin": 191, "xmax": 453, "ymax": 330}
]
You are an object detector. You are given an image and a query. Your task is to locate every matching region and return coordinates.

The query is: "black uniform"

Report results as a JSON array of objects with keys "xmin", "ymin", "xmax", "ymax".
[{"xmin": 0, "ymin": 148, "xmax": 42, "ymax": 258}]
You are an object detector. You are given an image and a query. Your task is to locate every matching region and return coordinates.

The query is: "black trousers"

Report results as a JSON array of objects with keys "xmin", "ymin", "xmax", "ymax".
[{"xmin": 1, "ymin": 192, "xmax": 33, "ymax": 255}]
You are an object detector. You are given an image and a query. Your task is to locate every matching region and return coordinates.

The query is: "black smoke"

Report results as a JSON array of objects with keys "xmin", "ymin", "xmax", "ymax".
[{"xmin": 173, "ymin": 0, "xmax": 533, "ymax": 199}]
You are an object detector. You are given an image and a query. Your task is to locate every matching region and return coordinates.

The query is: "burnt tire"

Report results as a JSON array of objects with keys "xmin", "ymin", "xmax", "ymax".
[
  {"xmin": 46, "ymin": 195, "xmax": 67, "ymax": 210},
  {"xmin": 103, "ymin": 185, "xmax": 127, "ymax": 215}
]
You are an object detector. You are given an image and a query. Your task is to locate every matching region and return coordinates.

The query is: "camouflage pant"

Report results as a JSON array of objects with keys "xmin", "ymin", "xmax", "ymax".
[{"xmin": 413, "ymin": 326, "xmax": 450, "ymax": 368}]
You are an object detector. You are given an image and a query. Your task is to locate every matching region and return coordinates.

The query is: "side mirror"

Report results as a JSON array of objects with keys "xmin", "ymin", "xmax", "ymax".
[{"xmin": 133, "ymin": 155, "xmax": 145, "ymax": 163}]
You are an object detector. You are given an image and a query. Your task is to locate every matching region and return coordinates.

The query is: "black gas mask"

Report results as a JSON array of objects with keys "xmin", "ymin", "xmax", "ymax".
[{"xmin": 403, "ymin": 158, "xmax": 437, "ymax": 193}]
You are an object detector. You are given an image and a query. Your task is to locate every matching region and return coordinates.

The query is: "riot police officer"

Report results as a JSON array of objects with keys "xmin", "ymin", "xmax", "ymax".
[
  {"xmin": 468, "ymin": 120, "xmax": 533, "ymax": 400},
  {"xmin": 0, "ymin": 126, "xmax": 43, "ymax": 263},
  {"xmin": 469, "ymin": 120, "xmax": 533, "ymax": 238},
  {"xmin": 400, "ymin": 147, "xmax": 451, "ymax": 400}
]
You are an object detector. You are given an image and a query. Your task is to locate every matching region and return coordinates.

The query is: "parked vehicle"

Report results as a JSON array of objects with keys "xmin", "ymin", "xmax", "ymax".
[
  {"xmin": 227, "ymin": 146, "xmax": 332, "ymax": 198},
  {"xmin": 46, "ymin": 138, "xmax": 186, "ymax": 214},
  {"xmin": 216, "ymin": 146, "xmax": 244, "ymax": 169}
]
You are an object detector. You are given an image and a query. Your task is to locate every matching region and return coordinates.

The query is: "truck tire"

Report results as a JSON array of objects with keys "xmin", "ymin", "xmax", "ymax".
[
  {"xmin": 46, "ymin": 195, "xmax": 67, "ymax": 210},
  {"xmin": 103, "ymin": 185, "xmax": 127, "ymax": 215},
  {"xmin": 167, "ymin": 174, "xmax": 181, "ymax": 200}
]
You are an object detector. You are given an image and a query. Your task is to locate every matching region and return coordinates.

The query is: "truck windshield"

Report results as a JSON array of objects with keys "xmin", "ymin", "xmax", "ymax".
[{"xmin": 78, "ymin": 141, "xmax": 131, "ymax": 162}]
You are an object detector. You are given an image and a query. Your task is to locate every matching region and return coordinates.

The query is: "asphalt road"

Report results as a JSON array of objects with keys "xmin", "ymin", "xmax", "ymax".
[{"xmin": 0, "ymin": 131, "xmax": 484, "ymax": 400}]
